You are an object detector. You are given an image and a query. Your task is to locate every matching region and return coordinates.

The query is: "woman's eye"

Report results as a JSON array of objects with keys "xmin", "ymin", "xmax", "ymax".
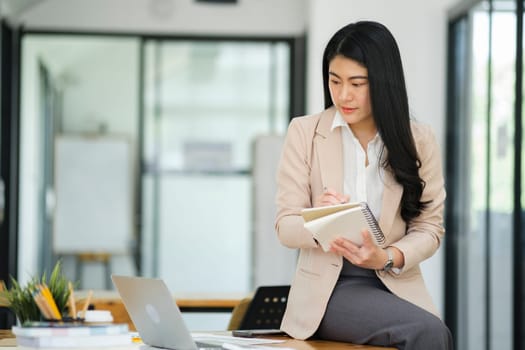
[{"xmin": 330, "ymin": 80, "xmax": 340, "ymax": 85}]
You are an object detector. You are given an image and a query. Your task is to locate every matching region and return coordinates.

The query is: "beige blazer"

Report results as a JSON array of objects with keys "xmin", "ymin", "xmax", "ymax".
[{"xmin": 275, "ymin": 107, "xmax": 446, "ymax": 340}]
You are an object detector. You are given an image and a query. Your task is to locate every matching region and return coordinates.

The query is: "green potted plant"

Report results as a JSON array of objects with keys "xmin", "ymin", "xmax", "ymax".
[{"xmin": 0, "ymin": 261, "xmax": 72, "ymax": 324}]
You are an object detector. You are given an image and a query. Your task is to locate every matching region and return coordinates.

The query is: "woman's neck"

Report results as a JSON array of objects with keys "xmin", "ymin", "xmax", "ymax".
[{"xmin": 349, "ymin": 120, "xmax": 377, "ymax": 150}]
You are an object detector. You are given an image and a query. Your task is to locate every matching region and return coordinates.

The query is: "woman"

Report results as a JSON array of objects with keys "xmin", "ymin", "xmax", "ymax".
[{"xmin": 275, "ymin": 21, "xmax": 453, "ymax": 349}]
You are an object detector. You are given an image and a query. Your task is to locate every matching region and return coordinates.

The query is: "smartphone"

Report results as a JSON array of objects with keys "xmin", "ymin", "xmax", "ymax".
[{"xmin": 231, "ymin": 329, "xmax": 286, "ymax": 338}]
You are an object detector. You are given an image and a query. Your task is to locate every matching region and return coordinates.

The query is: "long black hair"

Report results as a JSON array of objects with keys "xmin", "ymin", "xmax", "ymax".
[{"xmin": 322, "ymin": 21, "xmax": 428, "ymax": 223}]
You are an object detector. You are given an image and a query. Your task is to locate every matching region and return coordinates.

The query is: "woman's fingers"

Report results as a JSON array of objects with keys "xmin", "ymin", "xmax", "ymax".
[
  {"xmin": 317, "ymin": 187, "xmax": 350, "ymax": 206},
  {"xmin": 330, "ymin": 234, "xmax": 383, "ymax": 269}
]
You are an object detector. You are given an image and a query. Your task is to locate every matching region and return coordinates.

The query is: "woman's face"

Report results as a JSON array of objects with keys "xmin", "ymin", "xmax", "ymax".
[{"xmin": 328, "ymin": 55, "xmax": 374, "ymax": 129}]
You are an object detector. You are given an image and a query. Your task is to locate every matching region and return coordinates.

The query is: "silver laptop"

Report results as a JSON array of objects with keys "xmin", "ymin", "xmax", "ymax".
[{"xmin": 111, "ymin": 275, "xmax": 223, "ymax": 350}]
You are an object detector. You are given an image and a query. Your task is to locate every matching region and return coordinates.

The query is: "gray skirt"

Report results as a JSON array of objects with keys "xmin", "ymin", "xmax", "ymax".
[{"xmin": 315, "ymin": 259, "xmax": 453, "ymax": 350}]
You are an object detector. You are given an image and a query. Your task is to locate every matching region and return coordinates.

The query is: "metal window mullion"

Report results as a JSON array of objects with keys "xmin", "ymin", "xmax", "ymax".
[
  {"xmin": 513, "ymin": 1, "xmax": 524, "ymax": 350},
  {"xmin": 485, "ymin": 1, "xmax": 494, "ymax": 349}
]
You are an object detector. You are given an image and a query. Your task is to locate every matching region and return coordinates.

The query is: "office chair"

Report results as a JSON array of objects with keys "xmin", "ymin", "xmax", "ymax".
[{"xmin": 228, "ymin": 285, "xmax": 290, "ymax": 330}]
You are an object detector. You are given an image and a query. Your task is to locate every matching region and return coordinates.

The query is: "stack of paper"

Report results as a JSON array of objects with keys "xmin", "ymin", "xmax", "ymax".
[{"xmin": 12, "ymin": 322, "xmax": 131, "ymax": 348}]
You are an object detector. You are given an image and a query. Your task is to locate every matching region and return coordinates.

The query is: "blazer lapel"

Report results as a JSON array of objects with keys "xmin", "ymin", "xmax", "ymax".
[
  {"xmin": 314, "ymin": 108, "xmax": 343, "ymax": 193},
  {"xmin": 379, "ymin": 169, "xmax": 403, "ymax": 236}
]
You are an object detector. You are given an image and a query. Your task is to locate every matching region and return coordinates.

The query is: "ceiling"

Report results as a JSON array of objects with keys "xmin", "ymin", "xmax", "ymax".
[{"xmin": 0, "ymin": 0, "xmax": 44, "ymax": 22}]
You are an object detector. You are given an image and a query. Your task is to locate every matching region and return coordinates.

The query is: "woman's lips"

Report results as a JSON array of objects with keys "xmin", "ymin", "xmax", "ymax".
[{"xmin": 341, "ymin": 106, "xmax": 356, "ymax": 114}]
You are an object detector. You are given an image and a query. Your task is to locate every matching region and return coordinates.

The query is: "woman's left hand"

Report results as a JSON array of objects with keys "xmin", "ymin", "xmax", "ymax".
[{"xmin": 329, "ymin": 230, "xmax": 388, "ymax": 270}]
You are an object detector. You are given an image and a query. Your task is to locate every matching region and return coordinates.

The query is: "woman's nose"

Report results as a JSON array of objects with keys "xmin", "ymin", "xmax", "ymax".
[{"xmin": 340, "ymin": 85, "xmax": 353, "ymax": 101}]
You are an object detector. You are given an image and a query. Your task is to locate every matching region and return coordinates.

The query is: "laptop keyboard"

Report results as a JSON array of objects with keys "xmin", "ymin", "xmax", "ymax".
[{"xmin": 195, "ymin": 341, "xmax": 224, "ymax": 349}]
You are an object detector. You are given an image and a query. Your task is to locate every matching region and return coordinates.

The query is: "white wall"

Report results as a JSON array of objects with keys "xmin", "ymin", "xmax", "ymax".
[{"xmin": 306, "ymin": 0, "xmax": 460, "ymax": 315}]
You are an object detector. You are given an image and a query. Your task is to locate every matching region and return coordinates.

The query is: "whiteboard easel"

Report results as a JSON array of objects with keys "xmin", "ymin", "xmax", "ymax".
[{"xmin": 53, "ymin": 135, "xmax": 133, "ymax": 255}]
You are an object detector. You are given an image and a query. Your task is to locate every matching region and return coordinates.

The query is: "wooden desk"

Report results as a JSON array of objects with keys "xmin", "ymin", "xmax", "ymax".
[
  {"xmin": 0, "ymin": 291, "xmax": 242, "ymax": 332},
  {"xmin": 269, "ymin": 336, "xmax": 395, "ymax": 349},
  {"xmin": 82, "ymin": 291, "xmax": 244, "ymax": 331},
  {"xmin": 90, "ymin": 297, "xmax": 241, "ymax": 331},
  {"xmin": 0, "ymin": 330, "xmax": 12, "ymax": 339},
  {"xmin": 0, "ymin": 293, "xmax": 396, "ymax": 349},
  {"xmin": 80, "ymin": 290, "xmax": 243, "ymax": 310},
  {"xmin": 0, "ymin": 330, "xmax": 395, "ymax": 349}
]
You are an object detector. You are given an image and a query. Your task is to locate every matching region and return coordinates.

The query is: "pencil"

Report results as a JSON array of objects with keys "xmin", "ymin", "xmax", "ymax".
[
  {"xmin": 38, "ymin": 284, "xmax": 62, "ymax": 320},
  {"xmin": 81, "ymin": 290, "xmax": 93, "ymax": 318},
  {"xmin": 32, "ymin": 289, "xmax": 53, "ymax": 320},
  {"xmin": 32, "ymin": 290, "xmax": 47, "ymax": 318},
  {"xmin": 68, "ymin": 282, "xmax": 77, "ymax": 318}
]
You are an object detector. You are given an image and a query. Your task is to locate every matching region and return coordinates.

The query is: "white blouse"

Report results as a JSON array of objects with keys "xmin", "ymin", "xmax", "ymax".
[{"xmin": 331, "ymin": 111, "xmax": 385, "ymax": 221}]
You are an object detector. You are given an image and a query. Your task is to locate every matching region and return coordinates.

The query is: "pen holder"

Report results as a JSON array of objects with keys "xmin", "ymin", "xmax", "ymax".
[
  {"xmin": 81, "ymin": 310, "xmax": 113, "ymax": 323},
  {"xmin": 0, "ymin": 261, "xmax": 76, "ymax": 324}
]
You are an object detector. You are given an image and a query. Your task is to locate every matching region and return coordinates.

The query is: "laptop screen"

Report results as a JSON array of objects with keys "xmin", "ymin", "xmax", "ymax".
[{"xmin": 111, "ymin": 275, "xmax": 200, "ymax": 350}]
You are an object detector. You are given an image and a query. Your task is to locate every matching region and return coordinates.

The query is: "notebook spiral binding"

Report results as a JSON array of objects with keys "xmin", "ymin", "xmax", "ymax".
[{"xmin": 360, "ymin": 202, "xmax": 386, "ymax": 245}]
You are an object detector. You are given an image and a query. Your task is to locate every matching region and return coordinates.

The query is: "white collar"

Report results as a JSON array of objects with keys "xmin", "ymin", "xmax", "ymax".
[{"xmin": 330, "ymin": 110, "xmax": 381, "ymax": 145}]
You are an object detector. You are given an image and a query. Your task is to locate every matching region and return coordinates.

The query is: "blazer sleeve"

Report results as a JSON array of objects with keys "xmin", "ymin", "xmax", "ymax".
[
  {"xmin": 390, "ymin": 124, "xmax": 447, "ymax": 272},
  {"xmin": 275, "ymin": 117, "xmax": 319, "ymax": 249}
]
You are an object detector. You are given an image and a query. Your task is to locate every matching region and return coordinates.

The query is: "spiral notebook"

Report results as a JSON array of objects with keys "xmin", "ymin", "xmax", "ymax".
[{"xmin": 301, "ymin": 202, "xmax": 385, "ymax": 252}]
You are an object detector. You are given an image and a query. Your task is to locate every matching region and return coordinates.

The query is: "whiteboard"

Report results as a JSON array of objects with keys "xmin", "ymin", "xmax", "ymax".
[
  {"xmin": 53, "ymin": 135, "xmax": 133, "ymax": 254},
  {"xmin": 252, "ymin": 134, "xmax": 297, "ymax": 286}
]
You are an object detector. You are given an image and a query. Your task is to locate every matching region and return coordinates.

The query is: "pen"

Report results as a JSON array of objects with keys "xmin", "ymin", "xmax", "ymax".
[{"xmin": 323, "ymin": 187, "xmax": 348, "ymax": 204}]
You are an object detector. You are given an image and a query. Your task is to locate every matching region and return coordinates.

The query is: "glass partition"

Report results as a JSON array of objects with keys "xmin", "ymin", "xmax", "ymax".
[
  {"xmin": 141, "ymin": 40, "xmax": 290, "ymax": 294},
  {"xmin": 447, "ymin": 1, "xmax": 522, "ymax": 349},
  {"xmin": 18, "ymin": 34, "xmax": 293, "ymax": 305},
  {"xmin": 488, "ymin": 4, "xmax": 516, "ymax": 349}
]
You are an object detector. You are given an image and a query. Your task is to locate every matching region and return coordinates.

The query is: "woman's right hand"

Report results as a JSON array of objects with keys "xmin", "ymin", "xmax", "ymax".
[{"xmin": 314, "ymin": 187, "xmax": 350, "ymax": 207}]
